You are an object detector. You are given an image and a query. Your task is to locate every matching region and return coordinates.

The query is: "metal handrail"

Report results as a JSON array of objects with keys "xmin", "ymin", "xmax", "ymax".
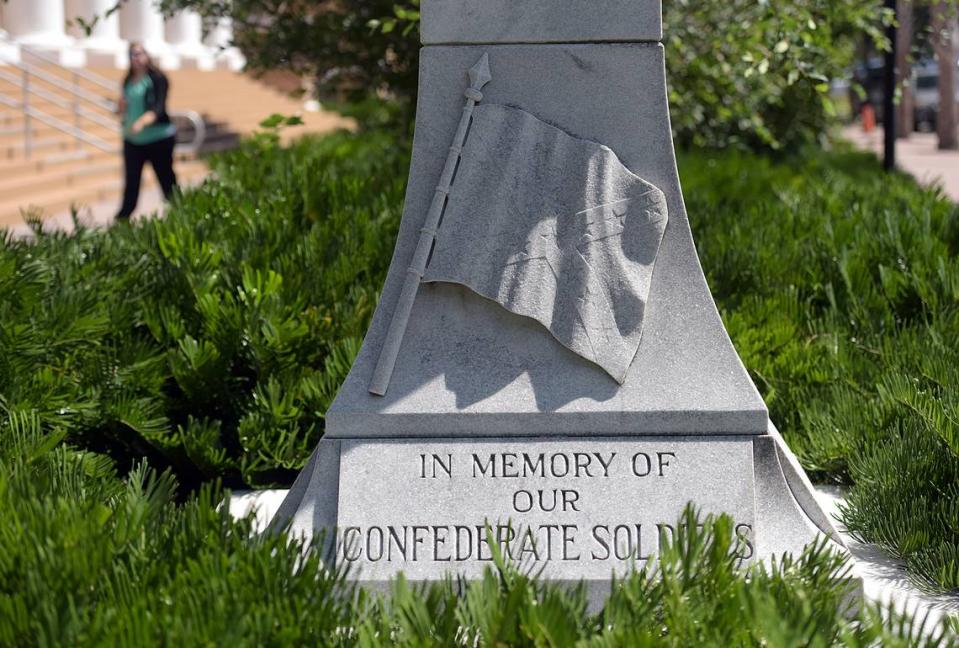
[
  {"xmin": 0, "ymin": 68, "xmax": 117, "ymax": 130},
  {"xmin": 0, "ymin": 34, "xmax": 117, "ymax": 157},
  {"xmin": 1, "ymin": 31, "xmax": 117, "ymax": 93},
  {"xmin": 0, "ymin": 92, "xmax": 115, "ymax": 153},
  {"xmin": 171, "ymin": 110, "xmax": 207, "ymax": 155},
  {"xmin": 0, "ymin": 94, "xmax": 208, "ymax": 157},
  {"xmin": 0, "ymin": 60, "xmax": 116, "ymax": 113},
  {"xmin": 0, "ymin": 34, "xmax": 208, "ymax": 159}
]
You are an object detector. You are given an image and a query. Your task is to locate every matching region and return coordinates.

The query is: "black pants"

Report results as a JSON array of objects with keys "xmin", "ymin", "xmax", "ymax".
[{"xmin": 116, "ymin": 135, "xmax": 178, "ymax": 220}]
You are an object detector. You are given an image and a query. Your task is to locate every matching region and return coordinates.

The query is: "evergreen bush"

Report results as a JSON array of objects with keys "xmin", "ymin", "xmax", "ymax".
[
  {"xmin": 0, "ymin": 130, "xmax": 407, "ymax": 489},
  {"xmin": 0, "ymin": 410, "xmax": 949, "ymax": 645},
  {"xmin": 2, "ymin": 123, "xmax": 959, "ymax": 616},
  {"xmin": 682, "ymin": 146, "xmax": 959, "ymax": 592}
]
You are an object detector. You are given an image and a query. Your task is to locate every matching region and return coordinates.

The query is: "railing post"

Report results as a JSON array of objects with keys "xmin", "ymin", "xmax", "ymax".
[
  {"xmin": 73, "ymin": 71, "xmax": 82, "ymax": 149},
  {"xmin": 22, "ymin": 68, "xmax": 32, "ymax": 159}
]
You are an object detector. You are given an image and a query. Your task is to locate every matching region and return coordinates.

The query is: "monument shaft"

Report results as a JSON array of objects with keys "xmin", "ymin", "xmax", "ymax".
[{"xmin": 273, "ymin": 0, "xmax": 845, "ymax": 595}]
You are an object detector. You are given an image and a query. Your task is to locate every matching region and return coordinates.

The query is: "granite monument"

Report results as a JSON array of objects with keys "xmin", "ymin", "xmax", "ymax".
[{"xmin": 272, "ymin": 0, "xmax": 844, "ymax": 593}]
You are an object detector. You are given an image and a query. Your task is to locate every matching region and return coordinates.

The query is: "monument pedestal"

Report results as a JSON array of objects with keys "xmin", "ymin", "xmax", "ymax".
[
  {"xmin": 275, "ymin": 425, "xmax": 839, "ymax": 590},
  {"xmin": 272, "ymin": 0, "xmax": 845, "ymax": 591}
]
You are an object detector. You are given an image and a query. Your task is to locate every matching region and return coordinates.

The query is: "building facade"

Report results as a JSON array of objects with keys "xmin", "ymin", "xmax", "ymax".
[{"xmin": 0, "ymin": 0, "xmax": 243, "ymax": 70}]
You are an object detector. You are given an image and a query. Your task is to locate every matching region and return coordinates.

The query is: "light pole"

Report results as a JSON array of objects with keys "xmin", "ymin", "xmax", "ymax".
[{"xmin": 883, "ymin": 0, "xmax": 897, "ymax": 171}]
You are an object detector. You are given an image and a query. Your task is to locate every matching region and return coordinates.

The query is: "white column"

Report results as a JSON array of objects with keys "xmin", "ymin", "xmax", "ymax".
[
  {"xmin": 204, "ymin": 17, "xmax": 245, "ymax": 71},
  {"xmin": 165, "ymin": 10, "xmax": 203, "ymax": 49},
  {"xmin": 3, "ymin": 0, "xmax": 72, "ymax": 46},
  {"xmin": 120, "ymin": 0, "xmax": 178, "ymax": 67},
  {"xmin": 3, "ymin": 0, "xmax": 86, "ymax": 66},
  {"xmin": 165, "ymin": 10, "xmax": 212, "ymax": 69},
  {"xmin": 66, "ymin": 0, "xmax": 126, "ymax": 67},
  {"xmin": 0, "ymin": 5, "xmax": 21, "ymax": 64}
]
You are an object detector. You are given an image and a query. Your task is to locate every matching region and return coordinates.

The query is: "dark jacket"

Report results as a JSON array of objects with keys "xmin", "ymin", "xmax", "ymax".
[{"xmin": 130, "ymin": 68, "xmax": 171, "ymax": 125}]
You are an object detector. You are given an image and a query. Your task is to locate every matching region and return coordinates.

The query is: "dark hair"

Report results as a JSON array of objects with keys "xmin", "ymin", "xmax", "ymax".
[{"xmin": 122, "ymin": 42, "xmax": 161, "ymax": 88}]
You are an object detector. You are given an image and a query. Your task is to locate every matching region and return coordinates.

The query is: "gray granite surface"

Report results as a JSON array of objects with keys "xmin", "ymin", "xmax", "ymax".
[
  {"xmin": 251, "ymin": 487, "xmax": 953, "ymax": 633},
  {"xmin": 271, "ymin": 440, "xmax": 341, "ymax": 546},
  {"xmin": 335, "ymin": 437, "xmax": 754, "ymax": 581},
  {"xmin": 273, "ymin": 0, "xmax": 844, "ymax": 593},
  {"xmin": 327, "ymin": 44, "xmax": 767, "ymax": 438},
  {"xmin": 272, "ymin": 433, "xmax": 840, "ymax": 586},
  {"xmin": 752, "ymin": 436, "xmax": 831, "ymax": 559},
  {"xmin": 424, "ymin": 103, "xmax": 668, "ymax": 383},
  {"xmin": 421, "ymin": 0, "xmax": 663, "ymax": 44}
]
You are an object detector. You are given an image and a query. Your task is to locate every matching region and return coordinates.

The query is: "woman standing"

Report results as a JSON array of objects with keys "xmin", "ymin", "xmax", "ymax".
[{"xmin": 115, "ymin": 42, "xmax": 178, "ymax": 221}]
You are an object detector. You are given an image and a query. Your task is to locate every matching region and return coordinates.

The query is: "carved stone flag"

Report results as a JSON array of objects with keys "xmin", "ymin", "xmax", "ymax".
[{"xmin": 423, "ymin": 103, "xmax": 669, "ymax": 382}]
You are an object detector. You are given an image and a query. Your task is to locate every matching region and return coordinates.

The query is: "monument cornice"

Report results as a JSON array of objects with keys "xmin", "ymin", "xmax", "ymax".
[{"xmin": 421, "ymin": 0, "xmax": 663, "ymax": 45}]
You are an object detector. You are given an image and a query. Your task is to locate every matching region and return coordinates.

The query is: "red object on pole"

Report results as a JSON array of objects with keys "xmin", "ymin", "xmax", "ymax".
[{"xmin": 862, "ymin": 104, "xmax": 876, "ymax": 133}]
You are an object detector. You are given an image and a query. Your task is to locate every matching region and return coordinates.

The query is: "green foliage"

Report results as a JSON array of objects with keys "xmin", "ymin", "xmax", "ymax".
[
  {"xmin": 681, "ymin": 145, "xmax": 959, "ymax": 592},
  {"xmin": 0, "ymin": 407, "xmax": 948, "ymax": 648},
  {"xmin": 664, "ymin": 0, "xmax": 890, "ymax": 150},
  {"xmin": 1, "ymin": 110, "xmax": 959, "ymax": 636},
  {"xmin": 0, "ymin": 129, "xmax": 407, "ymax": 488},
  {"xmin": 0, "ymin": 411, "xmax": 357, "ymax": 645},
  {"xmin": 840, "ymin": 419, "xmax": 959, "ymax": 594},
  {"xmin": 258, "ymin": 113, "xmax": 304, "ymax": 130},
  {"xmin": 4, "ymin": 113, "xmax": 959, "ymax": 593},
  {"xmin": 157, "ymin": 0, "xmax": 421, "ymax": 122},
  {"xmin": 348, "ymin": 507, "xmax": 946, "ymax": 646}
]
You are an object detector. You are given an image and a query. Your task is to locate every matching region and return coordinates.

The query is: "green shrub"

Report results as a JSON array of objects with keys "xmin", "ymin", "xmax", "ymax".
[
  {"xmin": 0, "ymin": 410, "xmax": 949, "ymax": 646},
  {"xmin": 664, "ymin": 0, "xmax": 888, "ymax": 151},
  {"xmin": 840, "ymin": 419, "xmax": 959, "ymax": 594},
  {"xmin": 681, "ymin": 145, "xmax": 959, "ymax": 591},
  {"xmin": 0, "ymin": 129, "xmax": 407, "ymax": 488},
  {"xmin": 3, "ymin": 122, "xmax": 959, "ymax": 595}
]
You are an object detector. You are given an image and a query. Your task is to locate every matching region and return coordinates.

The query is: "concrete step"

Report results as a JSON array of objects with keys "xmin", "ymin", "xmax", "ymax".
[
  {"xmin": 0, "ymin": 105, "xmax": 117, "ymax": 129},
  {"xmin": 0, "ymin": 121, "xmax": 120, "ymax": 145},
  {"xmin": 0, "ymin": 159, "xmax": 120, "ymax": 201},
  {"xmin": 0, "ymin": 80, "xmax": 114, "ymax": 107},
  {"xmin": 0, "ymin": 148, "xmax": 112, "ymax": 180},
  {"xmin": 197, "ymin": 134, "xmax": 242, "ymax": 155},
  {"xmin": 0, "ymin": 158, "xmax": 208, "ymax": 227},
  {"xmin": 0, "ymin": 113, "xmax": 237, "ymax": 142},
  {"xmin": 2, "ymin": 135, "xmax": 79, "ymax": 159},
  {"xmin": 2, "ymin": 66, "xmax": 347, "ymax": 229},
  {"xmin": 0, "ymin": 112, "xmax": 237, "ymax": 153},
  {"xmin": 0, "ymin": 146, "xmax": 213, "ymax": 202},
  {"xmin": 0, "ymin": 147, "xmax": 196, "ymax": 180}
]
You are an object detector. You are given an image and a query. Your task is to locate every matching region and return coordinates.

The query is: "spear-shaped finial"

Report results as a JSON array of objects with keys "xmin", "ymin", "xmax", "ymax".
[
  {"xmin": 369, "ymin": 52, "xmax": 493, "ymax": 396},
  {"xmin": 468, "ymin": 53, "xmax": 492, "ymax": 91}
]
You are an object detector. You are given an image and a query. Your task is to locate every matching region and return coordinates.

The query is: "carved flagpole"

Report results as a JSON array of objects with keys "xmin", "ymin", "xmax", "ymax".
[{"xmin": 369, "ymin": 53, "xmax": 492, "ymax": 396}]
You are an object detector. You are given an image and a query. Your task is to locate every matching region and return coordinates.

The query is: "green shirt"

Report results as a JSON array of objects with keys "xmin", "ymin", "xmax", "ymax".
[{"xmin": 123, "ymin": 74, "xmax": 176, "ymax": 145}]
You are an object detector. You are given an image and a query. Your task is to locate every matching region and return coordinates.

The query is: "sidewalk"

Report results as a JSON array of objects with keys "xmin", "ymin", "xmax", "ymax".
[
  {"xmin": 4, "ymin": 177, "xmax": 200, "ymax": 240},
  {"xmin": 842, "ymin": 126, "xmax": 959, "ymax": 202}
]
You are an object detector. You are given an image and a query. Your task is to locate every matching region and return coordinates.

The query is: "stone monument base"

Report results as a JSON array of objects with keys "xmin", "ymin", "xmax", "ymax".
[
  {"xmin": 271, "ymin": 0, "xmax": 855, "ymax": 609},
  {"xmin": 272, "ymin": 422, "xmax": 843, "ymax": 595}
]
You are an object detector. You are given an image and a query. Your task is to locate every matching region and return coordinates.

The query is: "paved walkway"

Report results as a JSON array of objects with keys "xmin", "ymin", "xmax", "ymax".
[
  {"xmin": 842, "ymin": 126, "xmax": 959, "ymax": 202},
  {"xmin": 814, "ymin": 486, "xmax": 959, "ymax": 635},
  {"xmin": 5, "ymin": 177, "xmax": 199, "ymax": 240}
]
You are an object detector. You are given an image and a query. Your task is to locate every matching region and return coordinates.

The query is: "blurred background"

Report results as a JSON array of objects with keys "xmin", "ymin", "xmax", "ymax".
[
  {"xmin": 2, "ymin": 0, "xmax": 958, "ymax": 231},
  {"xmin": 0, "ymin": 0, "xmax": 348, "ymax": 229}
]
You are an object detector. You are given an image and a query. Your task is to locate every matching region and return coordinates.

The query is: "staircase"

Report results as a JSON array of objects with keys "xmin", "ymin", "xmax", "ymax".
[{"xmin": 0, "ymin": 42, "xmax": 350, "ymax": 229}]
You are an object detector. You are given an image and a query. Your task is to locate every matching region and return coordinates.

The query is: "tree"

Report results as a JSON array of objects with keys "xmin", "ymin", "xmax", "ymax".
[
  {"xmin": 662, "ymin": 0, "xmax": 889, "ymax": 151},
  {"xmin": 163, "ymin": 0, "xmax": 421, "ymax": 126},
  {"xmin": 148, "ymin": 0, "xmax": 888, "ymax": 152},
  {"xmin": 930, "ymin": 0, "xmax": 958, "ymax": 149}
]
